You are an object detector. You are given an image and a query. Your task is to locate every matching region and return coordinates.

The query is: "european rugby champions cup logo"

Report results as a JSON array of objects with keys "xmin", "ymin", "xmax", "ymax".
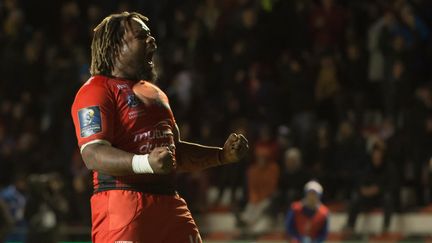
[{"xmin": 78, "ymin": 106, "xmax": 102, "ymax": 137}]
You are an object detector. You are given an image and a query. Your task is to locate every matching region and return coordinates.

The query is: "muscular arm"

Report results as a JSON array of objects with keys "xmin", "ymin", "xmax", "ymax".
[
  {"xmin": 81, "ymin": 143, "xmax": 135, "ymax": 176},
  {"xmin": 175, "ymin": 141, "xmax": 223, "ymax": 172},
  {"xmin": 81, "ymin": 142, "xmax": 174, "ymax": 175},
  {"xmin": 174, "ymin": 124, "xmax": 248, "ymax": 172},
  {"xmin": 82, "ymin": 139, "xmax": 222, "ymax": 174}
]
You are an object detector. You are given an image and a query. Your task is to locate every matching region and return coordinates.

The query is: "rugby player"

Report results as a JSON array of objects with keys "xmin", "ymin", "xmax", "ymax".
[{"xmin": 71, "ymin": 12, "xmax": 249, "ymax": 243}]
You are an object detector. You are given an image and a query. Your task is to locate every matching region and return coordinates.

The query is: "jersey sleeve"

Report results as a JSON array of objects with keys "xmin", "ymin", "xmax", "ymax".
[{"xmin": 71, "ymin": 82, "xmax": 116, "ymax": 151}]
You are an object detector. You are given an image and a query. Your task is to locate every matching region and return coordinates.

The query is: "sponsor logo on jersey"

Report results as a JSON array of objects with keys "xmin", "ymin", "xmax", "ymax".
[
  {"xmin": 134, "ymin": 120, "xmax": 175, "ymax": 153},
  {"xmin": 116, "ymin": 84, "xmax": 128, "ymax": 90},
  {"xmin": 133, "ymin": 128, "xmax": 173, "ymax": 142},
  {"xmin": 78, "ymin": 106, "xmax": 102, "ymax": 137},
  {"xmin": 139, "ymin": 141, "xmax": 173, "ymax": 153},
  {"xmin": 128, "ymin": 110, "xmax": 146, "ymax": 119}
]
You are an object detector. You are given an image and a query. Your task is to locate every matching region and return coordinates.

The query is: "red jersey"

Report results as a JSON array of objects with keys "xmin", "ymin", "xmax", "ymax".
[{"xmin": 71, "ymin": 75, "xmax": 176, "ymax": 193}]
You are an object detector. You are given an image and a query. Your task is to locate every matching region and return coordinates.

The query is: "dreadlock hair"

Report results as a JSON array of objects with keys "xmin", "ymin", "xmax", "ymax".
[{"xmin": 90, "ymin": 12, "xmax": 149, "ymax": 76}]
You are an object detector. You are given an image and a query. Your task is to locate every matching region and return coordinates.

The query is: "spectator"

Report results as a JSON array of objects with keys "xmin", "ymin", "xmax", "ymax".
[
  {"xmin": 306, "ymin": 123, "xmax": 334, "ymax": 181},
  {"xmin": 278, "ymin": 54, "xmax": 314, "ymax": 120},
  {"xmin": 276, "ymin": 125, "xmax": 293, "ymax": 154},
  {"xmin": 239, "ymin": 141, "xmax": 280, "ymax": 237},
  {"xmin": 398, "ymin": 4, "xmax": 430, "ymax": 84},
  {"xmin": 345, "ymin": 143, "xmax": 397, "ymax": 233},
  {"xmin": 253, "ymin": 125, "xmax": 279, "ymax": 162},
  {"xmin": 341, "ymin": 42, "xmax": 367, "ymax": 114},
  {"xmin": 315, "ymin": 54, "xmax": 341, "ymax": 126},
  {"xmin": 0, "ymin": 198, "xmax": 13, "ymax": 242},
  {"xmin": 329, "ymin": 120, "xmax": 367, "ymax": 199},
  {"xmin": 367, "ymin": 8, "xmax": 390, "ymax": 109},
  {"xmin": 278, "ymin": 148, "xmax": 310, "ymax": 212},
  {"xmin": 308, "ymin": 0, "xmax": 347, "ymax": 52},
  {"xmin": 0, "ymin": 173, "xmax": 27, "ymax": 242},
  {"xmin": 285, "ymin": 180, "xmax": 329, "ymax": 243},
  {"xmin": 25, "ymin": 173, "xmax": 69, "ymax": 243},
  {"xmin": 69, "ymin": 150, "xmax": 91, "ymax": 226},
  {"xmin": 384, "ymin": 59, "xmax": 410, "ymax": 119},
  {"xmin": 403, "ymin": 85, "xmax": 432, "ymax": 206}
]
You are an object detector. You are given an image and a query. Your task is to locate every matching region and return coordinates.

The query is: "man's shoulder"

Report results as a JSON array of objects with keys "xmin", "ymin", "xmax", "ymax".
[
  {"xmin": 318, "ymin": 204, "xmax": 330, "ymax": 215},
  {"xmin": 291, "ymin": 201, "xmax": 303, "ymax": 210},
  {"xmin": 146, "ymin": 81, "xmax": 167, "ymax": 95},
  {"xmin": 72, "ymin": 75, "xmax": 116, "ymax": 110},
  {"xmin": 75, "ymin": 75, "xmax": 114, "ymax": 97},
  {"xmin": 81, "ymin": 75, "xmax": 111, "ymax": 89},
  {"xmin": 148, "ymin": 81, "xmax": 162, "ymax": 88},
  {"xmin": 141, "ymin": 81, "xmax": 170, "ymax": 103}
]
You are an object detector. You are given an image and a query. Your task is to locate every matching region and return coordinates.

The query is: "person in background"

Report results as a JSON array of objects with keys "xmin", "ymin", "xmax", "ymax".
[
  {"xmin": 345, "ymin": 143, "xmax": 397, "ymax": 234},
  {"xmin": 0, "ymin": 174, "xmax": 27, "ymax": 242},
  {"xmin": 239, "ymin": 142, "xmax": 279, "ymax": 237},
  {"xmin": 286, "ymin": 180, "xmax": 329, "ymax": 243},
  {"xmin": 331, "ymin": 120, "xmax": 367, "ymax": 199},
  {"xmin": 278, "ymin": 148, "xmax": 310, "ymax": 212},
  {"xmin": 0, "ymin": 198, "xmax": 13, "ymax": 242},
  {"xmin": 25, "ymin": 173, "xmax": 70, "ymax": 243}
]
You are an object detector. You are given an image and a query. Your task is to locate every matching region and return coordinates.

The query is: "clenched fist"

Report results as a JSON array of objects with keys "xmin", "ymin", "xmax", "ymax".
[
  {"xmin": 148, "ymin": 147, "xmax": 176, "ymax": 174},
  {"xmin": 220, "ymin": 133, "xmax": 249, "ymax": 164}
]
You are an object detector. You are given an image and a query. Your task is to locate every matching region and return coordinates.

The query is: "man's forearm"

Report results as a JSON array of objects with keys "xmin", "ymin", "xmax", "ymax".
[
  {"xmin": 175, "ymin": 141, "xmax": 223, "ymax": 172},
  {"xmin": 81, "ymin": 143, "xmax": 135, "ymax": 176},
  {"xmin": 82, "ymin": 141, "xmax": 227, "ymax": 175}
]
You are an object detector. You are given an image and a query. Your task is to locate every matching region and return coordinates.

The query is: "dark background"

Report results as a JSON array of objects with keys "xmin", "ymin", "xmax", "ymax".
[{"xmin": 1, "ymin": 0, "xmax": 432, "ymax": 241}]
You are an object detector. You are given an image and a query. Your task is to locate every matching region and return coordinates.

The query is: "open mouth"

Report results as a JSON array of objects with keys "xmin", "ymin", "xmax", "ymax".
[
  {"xmin": 144, "ymin": 40, "xmax": 157, "ymax": 67},
  {"xmin": 145, "ymin": 50, "xmax": 156, "ymax": 69}
]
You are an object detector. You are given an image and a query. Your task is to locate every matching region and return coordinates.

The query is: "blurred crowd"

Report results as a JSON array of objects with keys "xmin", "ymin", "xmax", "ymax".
[{"xmin": 1, "ymin": 0, "xmax": 432, "ymax": 240}]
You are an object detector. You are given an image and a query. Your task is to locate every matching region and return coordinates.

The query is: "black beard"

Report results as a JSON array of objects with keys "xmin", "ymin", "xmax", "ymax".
[{"xmin": 137, "ymin": 65, "xmax": 158, "ymax": 83}]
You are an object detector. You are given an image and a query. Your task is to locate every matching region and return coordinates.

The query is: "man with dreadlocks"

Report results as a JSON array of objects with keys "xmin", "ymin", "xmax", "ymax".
[{"xmin": 71, "ymin": 12, "xmax": 249, "ymax": 243}]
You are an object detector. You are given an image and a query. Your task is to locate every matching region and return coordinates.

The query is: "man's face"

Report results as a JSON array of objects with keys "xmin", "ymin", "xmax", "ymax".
[
  {"xmin": 305, "ymin": 191, "xmax": 320, "ymax": 208},
  {"xmin": 118, "ymin": 17, "xmax": 157, "ymax": 81},
  {"xmin": 372, "ymin": 149, "xmax": 383, "ymax": 167}
]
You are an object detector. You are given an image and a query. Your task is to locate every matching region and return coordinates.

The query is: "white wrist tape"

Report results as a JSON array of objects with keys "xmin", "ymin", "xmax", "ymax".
[{"xmin": 132, "ymin": 154, "xmax": 154, "ymax": 174}]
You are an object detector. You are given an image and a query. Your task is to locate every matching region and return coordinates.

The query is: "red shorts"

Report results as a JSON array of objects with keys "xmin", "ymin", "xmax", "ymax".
[{"xmin": 90, "ymin": 190, "xmax": 202, "ymax": 243}]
